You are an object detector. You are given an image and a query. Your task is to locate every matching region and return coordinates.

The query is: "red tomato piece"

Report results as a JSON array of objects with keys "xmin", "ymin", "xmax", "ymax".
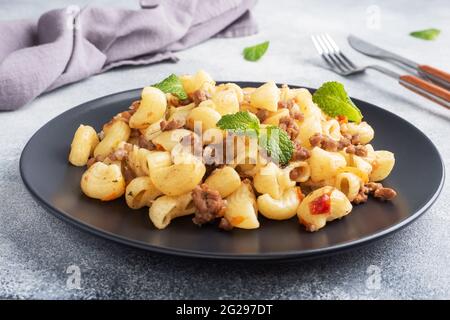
[{"xmin": 310, "ymin": 194, "xmax": 331, "ymax": 215}]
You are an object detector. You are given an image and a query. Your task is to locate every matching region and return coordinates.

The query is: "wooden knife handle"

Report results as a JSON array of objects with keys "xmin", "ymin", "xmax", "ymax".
[
  {"xmin": 399, "ymin": 74, "xmax": 450, "ymax": 108},
  {"xmin": 419, "ymin": 65, "xmax": 450, "ymax": 83}
]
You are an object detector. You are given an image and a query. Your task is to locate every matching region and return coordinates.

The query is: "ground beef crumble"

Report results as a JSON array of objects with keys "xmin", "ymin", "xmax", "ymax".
[
  {"xmin": 192, "ymin": 89, "xmax": 211, "ymax": 105},
  {"xmin": 337, "ymin": 136, "xmax": 351, "ymax": 150},
  {"xmin": 169, "ymin": 95, "xmax": 192, "ymax": 107},
  {"xmin": 122, "ymin": 161, "xmax": 136, "ymax": 185},
  {"xmin": 351, "ymin": 133, "xmax": 360, "ymax": 145},
  {"xmin": 374, "ymin": 187, "xmax": 397, "ymax": 201},
  {"xmin": 192, "ymin": 184, "xmax": 229, "ymax": 230},
  {"xmin": 130, "ymin": 129, "xmax": 141, "ymax": 138},
  {"xmin": 353, "ymin": 186, "xmax": 369, "ymax": 204},
  {"xmin": 289, "ymin": 167, "xmax": 303, "ymax": 180},
  {"xmin": 278, "ymin": 99, "xmax": 294, "ymax": 110},
  {"xmin": 108, "ymin": 149, "xmax": 127, "ymax": 161},
  {"xmin": 278, "ymin": 99, "xmax": 304, "ymax": 121},
  {"xmin": 218, "ymin": 217, "xmax": 233, "ymax": 231},
  {"xmin": 256, "ymin": 109, "xmax": 269, "ymax": 122},
  {"xmin": 365, "ymin": 182, "xmax": 382, "ymax": 193},
  {"xmin": 138, "ymin": 135, "xmax": 156, "ymax": 150},
  {"xmin": 86, "ymin": 155, "xmax": 105, "ymax": 168},
  {"xmin": 309, "ymin": 133, "xmax": 367, "ymax": 154},
  {"xmin": 129, "ymin": 100, "xmax": 140, "ymax": 111},
  {"xmin": 352, "ymin": 182, "xmax": 397, "ymax": 204},
  {"xmin": 290, "ymin": 110, "xmax": 304, "ymax": 121},
  {"xmin": 345, "ymin": 144, "xmax": 368, "ymax": 157},
  {"xmin": 291, "ymin": 141, "xmax": 311, "ymax": 161},
  {"xmin": 279, "ymin": 116, "xmax": 299, "ymax": 140},
  {"xmin": 309, "ymin": 133, "xmax": 339, "ymax": 151},
  {"xmin": 160, "ymin": 119, "xmax": 185, "ymax": 131}
]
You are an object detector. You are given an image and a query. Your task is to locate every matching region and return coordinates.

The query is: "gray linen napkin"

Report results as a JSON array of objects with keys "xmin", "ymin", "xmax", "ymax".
[{"xmin": 0, "ymin": 0, "xmax": 258, "ymax": 111}]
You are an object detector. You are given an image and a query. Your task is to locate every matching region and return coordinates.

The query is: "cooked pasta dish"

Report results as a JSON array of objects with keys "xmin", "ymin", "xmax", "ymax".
[{"xmin": 68, "ymin": 70, "xmax": 396, "ymax": 232}]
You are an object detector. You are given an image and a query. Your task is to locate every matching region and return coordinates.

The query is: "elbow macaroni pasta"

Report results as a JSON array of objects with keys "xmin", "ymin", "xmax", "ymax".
[
  {"xmin": 250, "ymin": 81, "xmax": 280, "ymax": 112},
  {"xmin": 334, "ymin": 172, "xmax": 361, "ymax": 201},
  {"xmin": 69, "ymin": 125, "xmax": 99, "ymax": 166},
  {"xmin": 297, "ymin": 186, "xmax": 352, "ymax": 232},
  {"xmin": 287, "ymin": 161, "xmax": 311, "ymax": 183},
  {"xmin": 180, "ymin": 70, "xmax": 215, "ymax": 94},
  {"xmin": 204, "ymin": 166, "xmax": 241, "ymax": 198},
  {"xmin": 129, "ymin": 87, "xmax": 167, "ymax": 129},
  {"xmin": 149, "ymin": 193, "xmax": 195, "ymax": 229},
  {"xmin": 322, "ymin": 119, "xmax": 341, "ymax": 141},
  {"xmin": 212, "ymin": 88, "xmax": 240, "ymax": 115},
  {"xmin": 257, "ymin": 187, "xmax": 301, "ymax": 220},
  {"xmin": 296, "ymin": 115, "xmax": 323, "ymax": 147},
  {"xmin": 263, "ymin": 108, "xmax": 290, "ymax": 126},
  {"xmin": 125, "ymin": 176, "xmax": 162, "ymax": 209},
  {"xmin": 308, "ymin": 147, "xmax": 347, "ymax": 183},
  {"xmin": 94, "ymin": 120, "xmax": 130, "ymax": 158},
  {"xmin": 370, "ymin": 150, "xmax": 395, "ymax": 182},
  {"xmin": 186, "ymin": 106, "xmax": 222, "ymax": 132},
  {"xmin": 344, "ymin": 121, "xmax": 374, "ymax": 144},
  {"xmin": 69, "ymin": 70, "xmax": 396, "ymax": 232},
  {"xmin": 122, "ymin": 143, "xmax": 152, "ymax": 177},
  {"xmin": 81, "ymin": 162, "xmax": 125, "ymax": 201},
  {"xmin": 151, "ymin": 129, "xmax": 192, "ymax": 151},
  {"xmin": 224, "ymin": 180, "xmax": 259, "ymax": 229},
  {"xmin": 150, "ymin": 161, "xmax": 206, "ymax": 196}
]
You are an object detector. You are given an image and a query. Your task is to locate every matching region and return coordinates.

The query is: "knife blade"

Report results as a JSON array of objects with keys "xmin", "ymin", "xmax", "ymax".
[
  {"xmin": 348, "ymin": 35, "xmax": 450, "ymax": 90},
  {"xmin": 348, "ymin": 35, "xmax": 418, "ymax": 68}
]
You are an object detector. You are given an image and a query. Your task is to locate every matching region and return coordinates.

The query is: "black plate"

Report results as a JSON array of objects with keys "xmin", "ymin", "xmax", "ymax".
[{"xmin": 20, "ymin": 82, "xmax": 445, "ymax": 260}]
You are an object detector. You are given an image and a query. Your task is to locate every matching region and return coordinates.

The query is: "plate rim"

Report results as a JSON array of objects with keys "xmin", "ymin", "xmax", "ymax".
[{"xmin": 19, "ymin": 84, "xmax": 446, "ymax": 260}]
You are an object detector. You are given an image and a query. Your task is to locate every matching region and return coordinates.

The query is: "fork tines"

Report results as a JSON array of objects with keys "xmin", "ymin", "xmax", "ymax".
[{"xmin": 311, "ymin": 34, "xmax": 356, "ymax": 73}]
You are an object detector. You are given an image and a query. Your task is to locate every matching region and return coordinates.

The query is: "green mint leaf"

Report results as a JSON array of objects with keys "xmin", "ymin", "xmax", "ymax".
[
  {"xmin": 312, "ymin": 81, "xmax": 363, "ymax": 123},
  {"xmin": 216, "ymin": 111, "xmax": 260, "ymax": 134},
  {"xmin": 152, "ymin": 74, "xmax": 188, "ymax": 100},
  {"xmin": 217, "ymin": 112, "xmax": 294, "ymax": 165},
  {"xmin": 410, "ymin": 28, "xmax": 440, "ymax": 40},
  {"xmin": 260, "ymin": 126, "xmax": 294, "ymax": 166},
  {"xmin": 228, "ymin": 129, "xmax": 259, "ymax": 139},
  {"xmin": 243, "ymin": 41, "xmax": 270, "ymax": 62}
]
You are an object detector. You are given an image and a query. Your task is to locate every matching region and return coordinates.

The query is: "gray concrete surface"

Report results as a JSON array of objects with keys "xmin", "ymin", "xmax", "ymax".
[{"xmin": 0, "ymin": 0, "xmax": 449, "ymax": 299}]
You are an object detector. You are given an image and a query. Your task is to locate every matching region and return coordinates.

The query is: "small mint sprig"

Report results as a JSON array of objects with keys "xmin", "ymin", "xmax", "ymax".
[
  {"xmin": 410, "ymin": 29, "xmax": 440, "ymax": 41},
  {"xmin": 152, "ymin": 74, "xmax": 188, "ymax": 100},
  {"xmin": 217, "ymin": 111, "xmax": 293, "ymax": 165},
  {"xmin": 243, "ymin": 41, "xmax": 270, "ymax": 62},
  {"xmin": 312, "ymin": 81, "xmax": 363, "ymax": 123}
]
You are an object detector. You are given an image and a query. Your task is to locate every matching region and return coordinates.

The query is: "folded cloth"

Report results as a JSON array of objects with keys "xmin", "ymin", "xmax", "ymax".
[{"xmin": 0, "ymin": 0, "xmax": 258, "ymax": 111}]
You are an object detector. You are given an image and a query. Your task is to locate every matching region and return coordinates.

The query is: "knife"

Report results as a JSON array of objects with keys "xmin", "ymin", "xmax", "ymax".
[{"xmin": 348, "ymin": 35, "xmax": 450, "ymax": 90}]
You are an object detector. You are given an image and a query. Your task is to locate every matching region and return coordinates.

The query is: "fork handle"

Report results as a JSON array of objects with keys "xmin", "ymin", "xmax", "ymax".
[
  {"xmin": 399, "ymin": 74, "xmax": 450, "ymax": 109},
  {"xmin": 418, "ymin": 65, "xmax": 450, "ymax": 89}
]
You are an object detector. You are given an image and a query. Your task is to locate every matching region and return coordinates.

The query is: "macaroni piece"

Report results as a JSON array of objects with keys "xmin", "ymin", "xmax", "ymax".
[{"xmin": 69, "ymin": 125, "xmax": 99, "ymax": 166}]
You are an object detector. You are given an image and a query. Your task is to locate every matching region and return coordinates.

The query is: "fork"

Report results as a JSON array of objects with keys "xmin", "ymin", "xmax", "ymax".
[{"xmin": 311, "ymin": 34, "xmax": 450, "ymax": 109}]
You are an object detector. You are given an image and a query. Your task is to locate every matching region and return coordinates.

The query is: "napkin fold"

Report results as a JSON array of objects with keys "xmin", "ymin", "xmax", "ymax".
[{"xmin": 0, "ymin": 0, "xmax": 258, "ymax": 111}]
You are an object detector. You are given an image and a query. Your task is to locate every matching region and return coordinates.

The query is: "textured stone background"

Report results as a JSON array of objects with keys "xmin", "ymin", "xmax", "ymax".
[{"xmin": 0, "ymin": 0, "xmax": 449, "ymax": 299}]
